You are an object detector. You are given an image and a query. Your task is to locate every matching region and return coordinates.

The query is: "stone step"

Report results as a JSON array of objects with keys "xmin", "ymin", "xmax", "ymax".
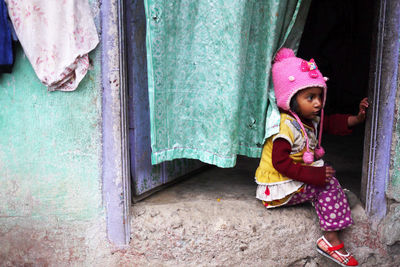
[{"xmin": 125, "ymin": 158, "xmax": 392, "ymax": 266}]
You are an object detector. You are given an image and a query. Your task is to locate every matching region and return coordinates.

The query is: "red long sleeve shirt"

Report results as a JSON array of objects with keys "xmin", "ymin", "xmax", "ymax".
[{"xmin": 271, "ymin": 114, "xmax": 352, "ymax": 187}]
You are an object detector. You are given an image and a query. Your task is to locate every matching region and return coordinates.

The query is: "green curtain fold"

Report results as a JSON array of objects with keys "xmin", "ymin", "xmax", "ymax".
[{"xmin": 145, "ymin": 0, "xmax": 310, "ymax": 168}]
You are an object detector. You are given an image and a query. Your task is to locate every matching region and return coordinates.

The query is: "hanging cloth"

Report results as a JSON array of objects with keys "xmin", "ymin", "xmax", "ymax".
[
  {"xmin": 145, "ymin": 0, "xmax": 311, "ymax": 168},
  {"xmin": 5, "ymin": 0, "xmax": 99, "ymax": 91},
  {"xmin": 0, "ymin": 0, "xmax": 13, "ymax": 73}
]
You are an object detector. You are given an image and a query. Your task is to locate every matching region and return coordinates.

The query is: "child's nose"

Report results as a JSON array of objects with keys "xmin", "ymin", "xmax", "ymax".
[{"xmin": 314, "ymin": 98, "xmax": 322, "ymax": 108}]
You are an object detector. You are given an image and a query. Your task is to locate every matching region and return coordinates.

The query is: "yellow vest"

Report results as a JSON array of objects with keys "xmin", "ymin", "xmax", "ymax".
[{"xmin": 255, "ymin": 113, "xmax": 318, "ymax": 185}]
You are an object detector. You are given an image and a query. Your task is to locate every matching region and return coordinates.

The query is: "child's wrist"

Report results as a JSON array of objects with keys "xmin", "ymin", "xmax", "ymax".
[
  {"xmin": 347, "ymin": 115, "xmax": 357, "ymax": 127},
  {"xmin": 348, "ymin": 114, "xmax": 364, "ymax": 127}
]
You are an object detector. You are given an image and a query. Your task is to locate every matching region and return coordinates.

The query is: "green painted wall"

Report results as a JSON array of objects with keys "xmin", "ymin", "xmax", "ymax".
[{"xmin": 0, "ymin": 44, "xmax": 103, "ymax": 221}]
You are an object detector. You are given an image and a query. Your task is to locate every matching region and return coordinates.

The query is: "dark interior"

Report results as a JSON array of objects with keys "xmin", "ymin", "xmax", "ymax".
[{"xmin": 297, "ymin": 0, "xmax": 375, "ymax": 197}]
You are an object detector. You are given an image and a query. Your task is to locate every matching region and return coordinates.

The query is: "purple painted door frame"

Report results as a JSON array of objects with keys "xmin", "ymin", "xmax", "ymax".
[
  {"xmin": 361, "ymin": 0, "xmax": 400, "ymax": 228},
  {"xmin": 101, "ymin": 0, "xmax": 131, "ymax": 246}
]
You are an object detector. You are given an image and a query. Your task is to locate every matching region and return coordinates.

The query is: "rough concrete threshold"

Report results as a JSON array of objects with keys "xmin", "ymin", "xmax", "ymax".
[{"xmin": 123, "ymin": 156, "xmax": 395, "ymax": 266}]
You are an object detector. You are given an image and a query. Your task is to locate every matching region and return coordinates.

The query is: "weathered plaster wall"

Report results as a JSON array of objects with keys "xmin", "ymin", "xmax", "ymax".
[
  {"xmin": 388, "ymin": 60, "xmax": 400, "ymax": 203},
  {"xmin": 0, "ymin": 1, "xmax": 114, "ymax": 265},
  {"xmin": 381, "ymin": 52, "xmax": 400, "ymax": 250},
  {"xmin": 0, "ymin": 46, "xmax": 102, "ymax": 221},
  {"xmin": 382, "ymin": 31, "xmax": 400, "ymax": 253}
]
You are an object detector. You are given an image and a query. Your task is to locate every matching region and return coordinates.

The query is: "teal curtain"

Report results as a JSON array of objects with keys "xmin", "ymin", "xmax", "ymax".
[{"xmin": 145, "ymin": 0, "xmax": 310, "ymax": 168}]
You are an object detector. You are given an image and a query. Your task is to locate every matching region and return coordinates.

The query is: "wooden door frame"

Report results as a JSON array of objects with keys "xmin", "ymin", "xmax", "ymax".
[{"xmin": 361, "ymin": 0, "xmax": 400, "ymax": 228}]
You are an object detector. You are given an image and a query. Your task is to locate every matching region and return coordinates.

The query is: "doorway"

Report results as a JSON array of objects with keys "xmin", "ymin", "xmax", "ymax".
[
  {"xmin": 122, "ymin": 0, "xmax": 397, "ymax": 219},
  {"xmin": 104, "ymin": 0, "xmax": 399, "ymax": 246},
  {"xmin": 297, "ymin": 0, "xmax": 374, "ymax": 198},
  {"xmin": 124, "ymin": 0, "xmax": 377, "ymax": 202}
]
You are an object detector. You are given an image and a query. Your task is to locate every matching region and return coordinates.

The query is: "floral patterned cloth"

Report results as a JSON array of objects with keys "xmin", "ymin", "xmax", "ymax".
[
  {"xmin": 145, "ymin": 0, "xmax": 310, "ymax": 167},
  {"xmin": 5, "ymin": 0, "xmax": 99, "ymax": 91}
]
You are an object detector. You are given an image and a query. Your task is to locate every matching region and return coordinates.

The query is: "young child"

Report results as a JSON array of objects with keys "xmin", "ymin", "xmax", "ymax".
[{"xmin": 255, "ymin": 48, "xmax": 369, "ymax": 266}]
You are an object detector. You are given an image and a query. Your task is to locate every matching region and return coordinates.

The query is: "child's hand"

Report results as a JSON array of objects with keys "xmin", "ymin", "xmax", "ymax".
[
  {"xmin": 325, "ymin": 165, "xmax": 336, "ymax": 179},
  {"xmin": 347, "ymin": 97, "xmax": 369, "ymax": 127},
  {"xmin": 356, "ymin": 97, "xmax": 369, "ymax": 123}
]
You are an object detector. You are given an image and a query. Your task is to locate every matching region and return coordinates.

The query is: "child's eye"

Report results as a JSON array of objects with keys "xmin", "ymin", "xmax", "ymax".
[{"xmin": 307, "ymin": 95, "xmax": 313, "ymax": 101}]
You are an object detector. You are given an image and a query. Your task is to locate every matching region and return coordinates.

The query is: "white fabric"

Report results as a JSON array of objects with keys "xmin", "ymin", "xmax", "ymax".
[
  {"xmin": 311, "ymin": 159, "xmax": 324, "ymax": 167},
  {"xmin": 256, "ymin": 179, "xmax": 304, "ymax": 202},
  {"xmin": 255, "ymin": 159, "xmax": 324, "ymax": 201},
  {"xmin": 5, "ymin": 0, "xmax": 99, "ymax": 91}
]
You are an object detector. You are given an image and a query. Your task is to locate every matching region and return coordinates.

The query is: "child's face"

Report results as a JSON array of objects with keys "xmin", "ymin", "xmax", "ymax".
[{"xmin": 295, "ymin": 87, "xmax": 323, "ymax": 120}]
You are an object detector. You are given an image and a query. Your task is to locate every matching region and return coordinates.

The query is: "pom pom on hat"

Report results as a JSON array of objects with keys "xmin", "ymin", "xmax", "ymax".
[
  {"xmin": 303, "ymin": 151, "xmax": 314, "ymax": 164},
  {"xmin": 274, "ymin": 48, "xmax": 295, "ymax": 62},
  {"xmin": 314, "ymin": 146, "xmax": 325, "ymax": 159}
]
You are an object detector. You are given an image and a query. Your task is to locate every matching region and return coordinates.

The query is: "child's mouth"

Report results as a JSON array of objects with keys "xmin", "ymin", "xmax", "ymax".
[{"xmin": 312, "ymin": 111, "xmax": 320, "ymax": 116}]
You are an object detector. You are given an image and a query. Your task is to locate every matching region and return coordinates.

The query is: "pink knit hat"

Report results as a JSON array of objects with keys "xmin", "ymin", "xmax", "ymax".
[{"xmin": 272, "ymin": 48, "xmax": 328, "ymax": 164}]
